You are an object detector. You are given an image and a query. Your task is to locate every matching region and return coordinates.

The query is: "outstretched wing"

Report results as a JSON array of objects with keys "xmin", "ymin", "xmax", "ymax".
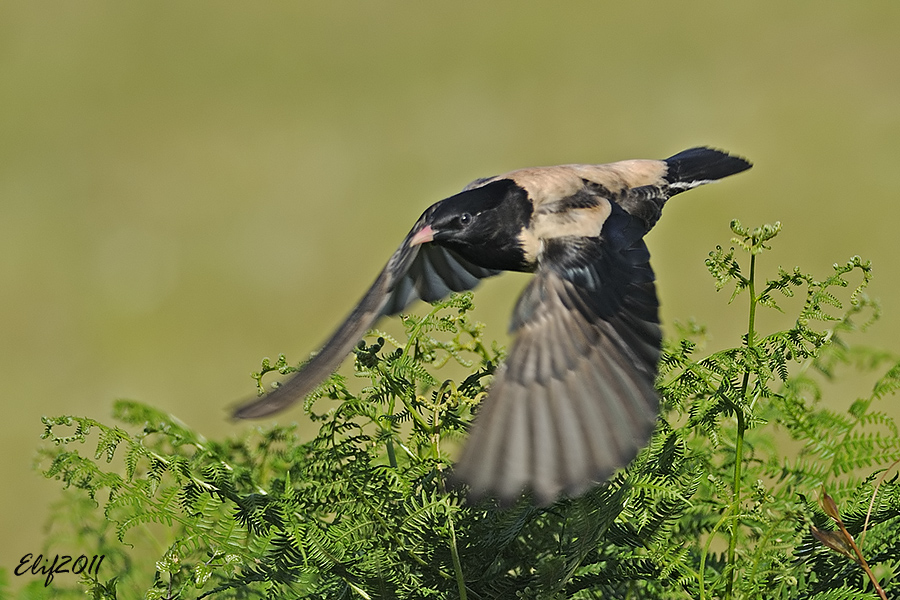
[
  {"xmin": 232, "ymin": 217, "xmax": 500, "ymax": 419},
  {"xmin": 453, "ymin": 234, "xmax": 661, "ymax": 505}
]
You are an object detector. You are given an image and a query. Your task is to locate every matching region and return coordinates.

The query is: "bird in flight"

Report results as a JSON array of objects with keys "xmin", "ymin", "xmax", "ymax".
[{"xmin": 233, "ymin": 147, "xmax": 752, "ymax": 505}]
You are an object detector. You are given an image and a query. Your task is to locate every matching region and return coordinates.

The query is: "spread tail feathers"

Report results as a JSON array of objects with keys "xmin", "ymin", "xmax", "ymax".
[{"xmin": 664, "ymin": 147, "xmax": 752, "ymax": 191}]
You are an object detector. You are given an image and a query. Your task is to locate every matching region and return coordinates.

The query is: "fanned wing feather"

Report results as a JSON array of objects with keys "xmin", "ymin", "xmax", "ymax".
[
  {"xmin": 453, "ymin": 237, "xmax": 661, "ymax": 505},
  {"xmin": 384, "ymin": 244, "xmax": 500, "ymax": 313},
  {"xmin": 232, "ymin": 223, "xmax": 500, "ymax": 419}
]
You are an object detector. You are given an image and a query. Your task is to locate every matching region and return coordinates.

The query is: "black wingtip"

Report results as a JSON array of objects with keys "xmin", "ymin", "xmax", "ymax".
[
  {"xmin": 664, "ymin": 147, "xmax": 752, "ymax": 189},
  {"xmin": 230, "ymin": 392, "xmax": 281, "ymax": 420}
]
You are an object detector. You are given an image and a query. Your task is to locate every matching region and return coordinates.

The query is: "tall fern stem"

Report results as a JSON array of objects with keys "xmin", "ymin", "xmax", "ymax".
[
  {"xmin": 447, "ymin": 511, "xmax": 467, "ymax": 600},
  {"xmin": 725, "ymin": 246, "xmax": 756, "ymax": 600}
]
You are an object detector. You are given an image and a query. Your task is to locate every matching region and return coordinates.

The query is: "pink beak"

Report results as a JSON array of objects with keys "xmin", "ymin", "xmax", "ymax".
[{"xmin": 409, "ymin": 225, "xmax": 435, "ymax": 246}]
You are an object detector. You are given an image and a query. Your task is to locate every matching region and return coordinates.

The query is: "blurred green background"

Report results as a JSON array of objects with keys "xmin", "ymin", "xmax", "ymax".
[{"xmin": 2, "ymin": 0, "xmax": 899, "ymax": 583}]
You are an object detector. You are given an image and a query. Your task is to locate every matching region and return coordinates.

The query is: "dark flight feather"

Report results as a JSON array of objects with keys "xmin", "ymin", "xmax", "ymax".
[
  {"xmin": 232, "ymin": 226, "xmax": 500, "ymax": 419},
  {"xmin": 453, "ymin": 235, "xmax": 661, "ymax": 504}
]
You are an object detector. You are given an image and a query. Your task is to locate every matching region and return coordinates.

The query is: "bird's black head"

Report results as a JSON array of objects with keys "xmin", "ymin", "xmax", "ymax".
[{"xmin": 413, "ymin": 178, "xmax": 534, "ymax": 272}]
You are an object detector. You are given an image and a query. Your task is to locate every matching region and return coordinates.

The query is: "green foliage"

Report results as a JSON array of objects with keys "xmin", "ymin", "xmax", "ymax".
[{"xmin": 33, "ymin": 222, "xmax": 900, "ymax": 599}]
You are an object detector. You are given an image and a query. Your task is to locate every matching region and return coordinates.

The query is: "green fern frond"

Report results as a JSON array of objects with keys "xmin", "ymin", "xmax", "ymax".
[{"xmin": 35, "ymin": 224, "xmax": 900, "ymax": 599}]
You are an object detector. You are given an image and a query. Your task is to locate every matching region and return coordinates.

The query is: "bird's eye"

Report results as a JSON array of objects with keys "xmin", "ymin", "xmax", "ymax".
[{"xmin": 459, "ymin": 213, "xmax": 472, "ymax": 226}]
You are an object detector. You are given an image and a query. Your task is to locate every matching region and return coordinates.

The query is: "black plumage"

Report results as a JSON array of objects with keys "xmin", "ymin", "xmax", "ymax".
[{"xmin": 232, "ymin": 146, "xmax": 752, "ymax": 505}]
